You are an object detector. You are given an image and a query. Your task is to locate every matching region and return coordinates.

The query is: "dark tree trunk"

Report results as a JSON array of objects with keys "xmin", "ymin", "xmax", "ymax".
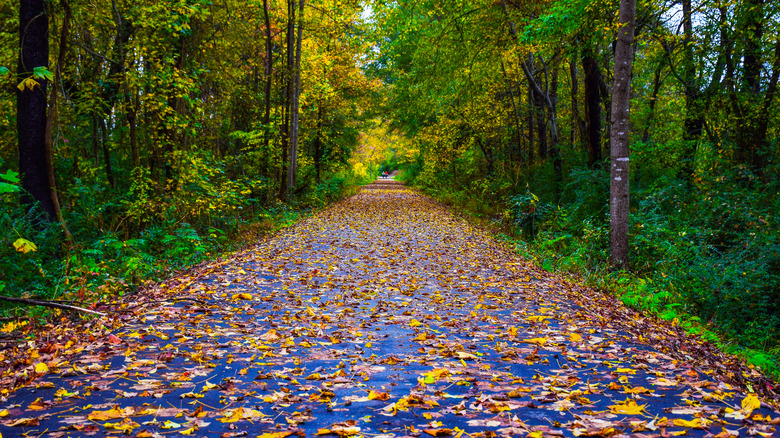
[
  {"xmin": 582, "ymin": 51, "xmax": 603, "ymax": 167},
  {"xmin": 679, "ymin": 0, "xmax": 702, "ymax": 180},
  {"xmin": 313, "ymin": 125, "xmax": 322, "ymax": 184},
  {"xmin": 535, "ymin": 90, "xmax": 547, "ymax": 159},
  {"xmin": 570, "ymin": 54, "xmax": 585, "ymax": 148},
  {"xmin": 527, "ymin": 82, "xmax": 534, "ymax": 164},
  {"xmin": 609, "ymin": 0, "xmax": 636, "ymax": 269},
  {"xmin": 278, "ymin": 0, "xmax": 296, "ymax": 200},
  {"xmin": 98, "ymin": 117, "xmax": 115, "ymax": 188},
  {"xmin": 45, "ymin": 0, "xmax": 74, "ymax": 244},
  {"xmin": 549, "ymin": 62, "xmax": 562, "ymax": 198},
  {"xmin": 287, "ymin": 0, "xmax": 304, "ymax": 196},
  {"xmin": 18, "ymin": 0, "xmax": 55, "ymax": 220},
  {"xmin": 641, "ymin": 60, "xmax": 664, "ymax": 143},
  {"xmin": 499, "ymin": 57, "xmax": 522, "ymax": 162},
  {"xmin": 734, "ymin": 0, "xmax": 769, "ymax": 171},
  {"xmin": 477, "ymin": 137, "xmax": 494, "ymax": 175},
  {"xmin": 263, "ymin": 0, "xmax": 273, "ymax": 150}
]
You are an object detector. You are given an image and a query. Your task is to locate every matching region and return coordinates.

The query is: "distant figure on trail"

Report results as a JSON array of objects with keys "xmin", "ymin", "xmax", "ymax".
[{"xmin": 382, "ymin": 171, "xmax": 388, "ymax": 179}]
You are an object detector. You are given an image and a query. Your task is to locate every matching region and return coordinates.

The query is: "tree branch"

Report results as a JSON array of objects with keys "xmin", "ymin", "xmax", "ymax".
[{"xmin": 0, "ymin": 296, "xmax": 106, "ymax": 316}]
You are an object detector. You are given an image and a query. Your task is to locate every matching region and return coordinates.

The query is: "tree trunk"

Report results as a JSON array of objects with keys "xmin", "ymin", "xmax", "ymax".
[
  {"xmin": 499, "ymin": 57, "xmax": 522, "ymax": 162},
  {"xmin": 641, "ymin": 60, "xmax": 664, "ymax": 143},
  {"xmin": 18, "ymin": 0, "xmax": 55, "ymax": 221},
  {"xmin": 45, "ymin": 0, "xmax": 74, "ymax": 244},
  {"xmin": 263, "ymin": 0, "xmax": 273, "ymax": 151},
  {"xmin": 278, "ymin": 0, "xmax": 296, "ymax": 200},
  {"xmin": 110, "ymin": 0, "xmax": 139, "ymax": 169},
  {"xmin": 313, "ymin": 122, "xmax": 322, "ymax": 184},
  {"xmin": 570, "ymin": 54, "xmax": 585, "ymax": 148},
  {"xmin": 582, "ymin": 51, "xmax": 603, "ymax": 167},
  {"xmin": 679, "ymin": 0, "xmax": 702, "ymax": 180},
  {"xmin": 98, "ymin": 117, "xmax": 115, "ymax": 187},
  {"xmin": 535, "ymin": 90, "xmax": 547, "ymax": 159},
  {"xmin": 527, "ymin": 78, "xmax": 535, "ymax": 164},
  {"xmin": 287, "ymin": 0, "xmax": 305, "ymax": 196},
  {"xmin": 609, "ymin": 0, "xmax": 636, "ymax": 270},
  {"xmin": 734, "ymin": 0, "xmax": 768, "ymax": 172}
]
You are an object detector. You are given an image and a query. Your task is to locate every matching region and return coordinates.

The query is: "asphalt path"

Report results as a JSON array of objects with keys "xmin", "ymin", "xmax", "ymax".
[{"xmin": 1, "ymin": 180, "xmax": 778, "ymax": 437}]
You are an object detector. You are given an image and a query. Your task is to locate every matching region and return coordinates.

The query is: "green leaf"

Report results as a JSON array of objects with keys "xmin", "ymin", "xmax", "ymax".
[
  {"xmin": 0, "ymin": 182, "xmax": 18, "ymax": 193},
  {"xmin": 0, "ymin": 169, "xmax": 19, "ymax": 183},
  {"xmin": 0, "ymin": 66, "xmax": 9, "ymax": 75},
  {"xmin": 32, "ymin": 66, "xmax": 53, "ymax": 81}
]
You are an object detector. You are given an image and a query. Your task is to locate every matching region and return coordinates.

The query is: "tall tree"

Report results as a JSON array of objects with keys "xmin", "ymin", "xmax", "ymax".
[
  {"xmin": 287, "ymin": 0, "xmax": 305, "ymax": 195},
  {"xmin": 18, "ymin": 0, "xmax": 55, "ymax": 220},
  {"xmin": 609, "ymin": 0, "xmax": 636, "ymax": 269}
]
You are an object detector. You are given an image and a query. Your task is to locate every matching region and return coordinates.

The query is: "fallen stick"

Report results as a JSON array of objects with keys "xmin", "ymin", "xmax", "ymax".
[{"xmin": 0, "ymin": 296, "xmax": 106, "ymax": 316}]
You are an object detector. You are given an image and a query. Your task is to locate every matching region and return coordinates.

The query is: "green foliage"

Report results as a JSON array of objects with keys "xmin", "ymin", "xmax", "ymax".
[
  {"xmin": 0, "ymin": 169, "xmax": 19, "ymax": 193},
  {"xmin": 400, "ymin": 139, "xmax": 780, "ymax": 377}
]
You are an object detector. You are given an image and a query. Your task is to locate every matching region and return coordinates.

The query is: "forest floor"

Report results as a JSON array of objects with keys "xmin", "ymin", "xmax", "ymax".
[{"xmin": 1, "ymin": 180, "xmax": 779, "ymax": 438}]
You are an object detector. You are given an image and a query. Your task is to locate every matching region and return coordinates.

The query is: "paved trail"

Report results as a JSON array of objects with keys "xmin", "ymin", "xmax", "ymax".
[{"xmin": 1, "ymin": 181, "xmax": 778, "ymax": 437}]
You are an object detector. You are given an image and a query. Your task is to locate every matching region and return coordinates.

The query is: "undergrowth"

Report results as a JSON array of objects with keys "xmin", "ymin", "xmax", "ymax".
[
  {"xmin": 0, "ymin": 164, "xmax": 365, "ymax": 330},
  {"xmin": 396, "ymin": 151, "xmax": 780, "ymax": 381}
]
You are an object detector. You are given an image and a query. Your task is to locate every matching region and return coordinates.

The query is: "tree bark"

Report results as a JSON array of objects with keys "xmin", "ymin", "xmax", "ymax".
[
  {"xmin": 18, "ymin": 0, "xmax": 55, "ymax": 221},
  {"xmin": 278, "ymin": 0, "xmax": 295, "ymax": 200},
  {"xmin": 45, "ymin": 0, "xmax": 74, "ymax": 244},
  {"xmin": 110, "ymin": 0, "xmax": 139, "ymax": 169},
  {"xmin": 582, "ymin": 51, "xmax": 603, "ymax": 167},
  {"xmin": 609, "ymin": 0, "xmax": 636, "ymax": 270},
  {"xmin": 569, "ymin": 54, "xmax": 584, "ymax": 148},
  {"xmin": 499, "ymin": 57, "xmax": 522, "ymax": 162},
  {"xmin": 679, "ymin": 0, "xmax": 702, "ymax": 180},
  {"xmin": 263, "ymin": 0, "xmax": 273, "ymax": 151},
  {"xmin": 641, "ymin": 59, "xmax": 664, "ymax": 143},
  {"xmin": 287, "ymin": 0, "xmax": 305, "ymax": 196},
  {"xmin": 0, "ymin": 295, "xmax": 106, "ymax": 316}
]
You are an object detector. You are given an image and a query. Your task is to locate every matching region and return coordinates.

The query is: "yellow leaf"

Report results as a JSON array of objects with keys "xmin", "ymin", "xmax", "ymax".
[
  {"xmin": 29, "ymin": 398, "xmax": 48, "ymax": 410},
  {"xmin": 741, "ymin": 393, "xmax": 761, "ymax": 414},
  {"xmin": 608, "ymin": 399, "xmax": 647, "ymax": 415},
  {"xmin": 424, "ymin": 428, "xmax": 453, "ymax": 436},
  {"xmin": 527, "ymin": 315, "xmax": 549, "ymax": 323},
  {"xmin": 368, "ymin": 390, "xmax": 390, "ymax": 401},
  {"xmin": 623, "ymin": 386, "xmax": 653, "ymax": 394},
  {"xmin": 162, "ymin": 420, "xmax": 182, "ymax": 429},
  {"xmin": 88, "ymin": 407, "xmax": 126, "ymax": 421},
  {"xmin": 456, "ymin": 351, "xmax": 477, "ymax": 360},
  {"xmin": 232, "ymin": 292, "xmax": 253, "ymax": 300},
  {"xmin": 259, "ymin": 329, "xmax": 280, "ymax": 341},
  {"xmin": 34, "ymin": 362, "xmax": 49, "ymax": 374},
  {"xmin": 569, "ymin": 332, "xmax": 582, "ymax": 342},
  {"xmin": 409, "ymin": 319, "xmax": 423, "ymax": 327},
  {"xmin": 13, "ymin": 238, "xmax": 37, "ymax": 253},
  {"xmin": 1, "ymin": 320, "xmax": 28, "ymax": 333},
  {"xmin": 673, "ymin": 418, "xmax": 709, "ymax": 429},
  {"xmin": 104, "ymin": 418, "xmax": 140, "ymax": 433},
  {"xmin": 257, "ymin": 432, "xmax": 294, "ymax": 438},
  {"xmin": 180, "ymin": 427, "xmax": 199, "ymax": 435},
  {"xmin": 522, "ymin": 337, "xmax": 547, "ymax": 346},
  {"xmin": 615, "ymin": 368, "xmax": 637, "ymax": 374},
  {"xmin": 0, "ymin": 409, "xmax": 9, "ymax": 417}
]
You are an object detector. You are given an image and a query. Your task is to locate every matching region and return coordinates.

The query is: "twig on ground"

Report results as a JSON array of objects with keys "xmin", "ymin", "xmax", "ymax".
[{"xmin": 0, "ymin": 296, "xmax": 106, "ymax": 316}]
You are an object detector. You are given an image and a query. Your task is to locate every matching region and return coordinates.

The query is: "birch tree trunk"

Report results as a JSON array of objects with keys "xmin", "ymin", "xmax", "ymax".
[{"xmin": 609, "ymin": 0, "xmax": 636, "ymax": 269}]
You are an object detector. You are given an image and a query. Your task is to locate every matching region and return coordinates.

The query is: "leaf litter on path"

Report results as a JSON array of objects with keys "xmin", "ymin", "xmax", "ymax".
[{"xmin": 1, "ymin": 179, "xmax": 778, "ymax": 437}]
